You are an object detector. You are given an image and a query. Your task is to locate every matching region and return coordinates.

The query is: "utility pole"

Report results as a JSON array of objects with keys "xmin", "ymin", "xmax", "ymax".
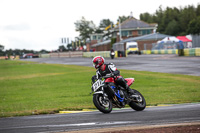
[{"xmin": 119, "ymin": 18, "xmax": 122, "ymax": 41}]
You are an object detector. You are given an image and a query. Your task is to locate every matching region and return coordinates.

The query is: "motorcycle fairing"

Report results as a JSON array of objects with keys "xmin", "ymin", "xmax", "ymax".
[
  {"xmin": 105, "ymin": 77, "xmax": 135, "ymax": 87},
  {"xmin": 125, "ymin": 78, "xmax": 135, "ymax": 86},
  {"xmin": 105, "ymin": 77, "xmax": 115, "ymax": 83}
]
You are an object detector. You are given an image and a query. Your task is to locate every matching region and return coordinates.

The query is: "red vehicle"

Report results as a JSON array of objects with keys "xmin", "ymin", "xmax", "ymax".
[
  {"xmin": 91, "ymin": 74, "xmax": 146, "ymax": 113},
  {"xmin": 23, "ymin": 53, "xmax": 39, "ymax": 58}
]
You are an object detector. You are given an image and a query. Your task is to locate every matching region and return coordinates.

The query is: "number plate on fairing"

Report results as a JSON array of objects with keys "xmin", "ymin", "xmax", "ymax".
[{"xmin": 92, "ymin": 79, "xmax": 102, "ymax": 92}]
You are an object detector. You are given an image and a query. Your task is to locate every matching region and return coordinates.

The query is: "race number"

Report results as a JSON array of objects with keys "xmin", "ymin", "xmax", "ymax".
[{"xmin": 92, "ymin": 79, "xmax": 102, "ymax": 92}]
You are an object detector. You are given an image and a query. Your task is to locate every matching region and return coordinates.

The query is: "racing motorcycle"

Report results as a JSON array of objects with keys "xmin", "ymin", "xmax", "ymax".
[
  {"xmin": 110, "ymin": 51, "xmax": 115, "ymax": 59},
  {"xmin": 91, "ymin": 74, "xmax": 146, "ymax": 113}
]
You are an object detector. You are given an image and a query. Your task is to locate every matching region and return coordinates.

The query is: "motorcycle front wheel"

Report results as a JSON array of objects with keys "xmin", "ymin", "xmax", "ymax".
[
  {"xmin": 93, "ymin": 94, "xmax": 112, "ymax": 113},
  {"xmin": 129, "ymin": 89, "xmax": 146, "ymax": 111}
]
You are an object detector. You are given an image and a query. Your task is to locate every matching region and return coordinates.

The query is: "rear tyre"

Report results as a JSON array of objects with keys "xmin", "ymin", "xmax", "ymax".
[
  {"xmin": 129, "ymin": 89, "xmax": 146, "ymax": 111},
  {"xmin": 93, "ymin": 94, "xmax": 112, "ymax": 113}
]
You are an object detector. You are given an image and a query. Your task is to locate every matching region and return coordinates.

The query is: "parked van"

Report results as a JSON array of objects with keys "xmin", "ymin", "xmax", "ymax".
[{"xmin": 126, "ymin": 42, "xmax": 139, "ymax": 54}]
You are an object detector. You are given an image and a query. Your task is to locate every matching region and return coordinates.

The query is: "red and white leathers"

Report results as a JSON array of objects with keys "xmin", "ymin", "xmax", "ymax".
[
  {"xmin": 95, "ymin": 63, "xmax": 130, "ymax": 91},
  {"xmin": 92, "ymin": 56, "xmax": 132, "ymax": 92}
]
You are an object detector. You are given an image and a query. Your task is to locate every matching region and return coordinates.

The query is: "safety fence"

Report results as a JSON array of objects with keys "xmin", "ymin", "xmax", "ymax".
[
  {"xmin": 0, "ymin": 55, "xmax": 20, "ymax": 60},
  {"xmin": 40, "ymin": 51, "xmax": 114, "ymax": 58},
  {"xmin": 49, "ymin": 51, "xmax": 83, "ymax": 57},
  {"xmin": 83, "ymin": 51, "xmax": 118, "ymax": 58},
  {"xmin": 37, "ymin": 51, "xmax": 83, "ymax": 58},
  {"xmin": 142, "ymin": 48, "xmax": 200, "ymax": 56},
  {"xmin": 40, "ymin": 54, "xmax": 50, "ymax": 58}
]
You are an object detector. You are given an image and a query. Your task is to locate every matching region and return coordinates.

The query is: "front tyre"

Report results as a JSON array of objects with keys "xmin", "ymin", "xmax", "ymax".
[
  {"xmin": 93, "ymin": 94, "xmax": 112, "ymax": 113},
  {"xmin": 129, "ymin": 89, "xmax": 146, "ymax": 111}
]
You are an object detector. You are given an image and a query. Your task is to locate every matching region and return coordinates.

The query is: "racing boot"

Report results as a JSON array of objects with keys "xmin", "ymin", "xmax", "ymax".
[
  {"xmin": 125, "ymin": 84, "xmax": 134, "ymax": 94},
  {"xmin": 115, "ymin": 76, "xmax": 134, "ymax": 94}
]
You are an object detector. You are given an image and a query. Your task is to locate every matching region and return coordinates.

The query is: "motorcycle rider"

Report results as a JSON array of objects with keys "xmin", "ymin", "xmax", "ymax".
[
  {"xmin": 92, "ymin": 56, "xmax": 133, "ymax": 94},
  {"xmin": 110, "ymin": 49, "xmax": 115, "ymax": 59}
]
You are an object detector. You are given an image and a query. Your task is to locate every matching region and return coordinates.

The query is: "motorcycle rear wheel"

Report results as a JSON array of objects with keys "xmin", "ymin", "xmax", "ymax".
[
  {"xmin": 93, "ymin": 94, "xmax": 112, "ymax": 113},
  {"xmin": 129, "ymin": 89, "xmax": 146, "ymax": 111}
]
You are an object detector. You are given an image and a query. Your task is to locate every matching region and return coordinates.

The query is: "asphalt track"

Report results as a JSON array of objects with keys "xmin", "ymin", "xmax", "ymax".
[
  {"xmin": 21, "ymin": 54, "xmax": 200, "ymax": 76},
  {"xmin": 0, "ymin": 103, "xmax": 200, "ymax": 133},
  {"xmin": 1, "ymin": 54, "xmax": 199, "ymax": 132}
]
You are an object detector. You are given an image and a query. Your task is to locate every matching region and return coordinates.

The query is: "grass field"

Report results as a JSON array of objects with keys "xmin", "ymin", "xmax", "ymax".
[{"xmin": 0, "ymin": 60, "xmax": 200, "ymax": 117}]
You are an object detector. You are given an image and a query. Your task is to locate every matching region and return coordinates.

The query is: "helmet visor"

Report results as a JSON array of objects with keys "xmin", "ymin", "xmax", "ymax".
[{"xmin": 93, "ymin": 61, "xmax": 98, "ymax": 66}]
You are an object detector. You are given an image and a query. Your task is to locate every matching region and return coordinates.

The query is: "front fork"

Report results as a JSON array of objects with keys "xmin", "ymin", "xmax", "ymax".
[{"xmin": 93, "ymin": 87, "xmax": 109, "ymax": 100}]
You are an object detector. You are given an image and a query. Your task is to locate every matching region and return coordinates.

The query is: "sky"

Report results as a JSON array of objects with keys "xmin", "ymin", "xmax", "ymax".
[{"xmin": 0, "ymin": 0, "xmax": 199, "ymax": 51}]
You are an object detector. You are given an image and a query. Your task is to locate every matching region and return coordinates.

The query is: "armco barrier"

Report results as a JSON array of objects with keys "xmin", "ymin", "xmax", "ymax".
[
  {"xmin": 39, "ymin": 51, "xmax": 83, "ymax": 58},
  {"xmin": 83, "ymin": 51, "xmax": 111, "ymax": 58},
  {"xmin": 83, "ymin": 51, "xmax": 118, "ymax": 58},
  {"xmin": 40, "ymin": 51, "xmax": 119, "ymax": 58},
  {"xmin": 49, "ymin": 51, "xmax": 83, "ymax": 57},
  {"xmin": 40, "ymin": 54, "xmax": 50, "ymax": 58},
  {"xmin": 142, "ymin": 48, "xmax": 200, "ymax": 56}
]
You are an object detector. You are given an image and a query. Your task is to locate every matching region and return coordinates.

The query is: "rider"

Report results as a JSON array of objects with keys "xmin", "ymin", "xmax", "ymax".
[{"xmin": 92, "ymin": 56, "xmax": 133, "ymax": 94}]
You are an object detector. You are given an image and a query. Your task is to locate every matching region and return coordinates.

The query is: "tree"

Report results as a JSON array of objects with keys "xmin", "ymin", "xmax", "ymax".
[
  {"xmin": 96, "ymin": 19, "xmax": 114, "ymax": 33},
  {"xmin": 74, "ymin": 17, "xmax": 96, "ymax": 41},
  {"xmin": 196, "ymin": 4, "xmax": 200, "ymax": 16},
  {"xmin": 165, "ymin": 20, "xmax": 180, "ymax": 35},
  {"xmin": 139, "ymin": 4, "xmax": 200, "ymax": 36},
  {"xmin": 0, "ymin": 45, "xmax": 4, "ymax": 51},
  {"xmin": 140, "ymin": 12, "xmax": 153, "ymax": 23},
  {"xmin": 117, "ymin": 15, "xmax": 129, "ymax": 23},
  {"xmin": 58, "ymin": 45, "xmax": 67, "ymax": 52},
  {"xmin": 179, "ymin": 5, "xmax": 197, "ymax": 35},
  {"xmin": 99, "ymin": 19, "xmax": 113, "ymax": 28},
  {"xmin": 40, "ymin": 49, "xmax": 50, "ymax": 53},
  {"xmin": 0, "ymin": 44, "xmax": 4, "ymax": 56},
  {"xmin": 187, "ymin": 16, "xmax": 200, "ymax": 35}
]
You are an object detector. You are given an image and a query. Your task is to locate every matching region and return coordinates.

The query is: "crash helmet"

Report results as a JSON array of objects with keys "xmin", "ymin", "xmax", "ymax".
[{"xmin": 92, "ymin": 56, "xmax": 105, "ymax": 69}]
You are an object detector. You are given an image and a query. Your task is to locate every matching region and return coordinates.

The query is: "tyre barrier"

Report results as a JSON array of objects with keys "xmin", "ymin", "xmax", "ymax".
[{"xmin": 142, "ymin": 48, "xmax": 200, "ymax": 56}]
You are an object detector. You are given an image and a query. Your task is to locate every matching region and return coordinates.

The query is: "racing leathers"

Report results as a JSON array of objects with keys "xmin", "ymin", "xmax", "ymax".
[{"xmin": 92, "ymin": 63, "xmax": 132, "ymax": 93}]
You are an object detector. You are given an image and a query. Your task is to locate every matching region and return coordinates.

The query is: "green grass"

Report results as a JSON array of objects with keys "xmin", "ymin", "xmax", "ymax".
[{"xmin": 0, "ymin": 60, "xmax": 200, "ymax": 117}]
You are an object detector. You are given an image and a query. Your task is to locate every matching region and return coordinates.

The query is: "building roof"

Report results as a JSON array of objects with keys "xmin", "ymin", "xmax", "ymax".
[
  {"xmin": 113, "ymin": 33, "xmax": 171, "ymax": 51},
  {"xmin": 115, "ymin": 18, "xmax": 157, "ymax": 30},
  {"xmin": 91, "ymin": 33, "xmax": 171, "ymax": 49},
  {"xmin": 114, "ymin": 33, "xmax": 171, "ymax": 45}
]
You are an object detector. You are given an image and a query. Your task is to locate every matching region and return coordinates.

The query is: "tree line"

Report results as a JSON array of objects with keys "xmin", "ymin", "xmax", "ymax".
[
  {"xmin": 140, "ymin": 4, "xmax": 200, "ymax": 36},
  {"xmin": 0, "ymin": 44, "xmax": 50, "ymax": 57}
]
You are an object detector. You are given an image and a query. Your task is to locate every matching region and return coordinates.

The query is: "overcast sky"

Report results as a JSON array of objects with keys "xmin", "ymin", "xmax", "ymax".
[{"xmin": 0, "ymin": 0, "xmax": 199, "ymax": 51}]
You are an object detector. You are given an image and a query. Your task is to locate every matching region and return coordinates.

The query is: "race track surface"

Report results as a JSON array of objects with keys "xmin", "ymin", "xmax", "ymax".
[
  {"xmin": 21, "ymin": 54, "xmax": 200, "ymax": 76},
  {"xmin": 0, "ymin": 103, "xmax": 199, "ymax": 133}
]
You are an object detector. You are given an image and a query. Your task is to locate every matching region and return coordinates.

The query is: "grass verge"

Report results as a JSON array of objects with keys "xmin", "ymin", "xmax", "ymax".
[{"xmin": 0, "ymin": 60, "xmax": 200, "ymax": 117}]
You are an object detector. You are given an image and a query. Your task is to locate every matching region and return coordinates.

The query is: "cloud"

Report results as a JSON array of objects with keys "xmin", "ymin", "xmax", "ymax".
[
  {"xmin": 3, "ymin": 23, "xmax": 31, "ymax": 31},
  {"xmin": 0, "ymin": 0, "xmax": 199, "ymax": 51}
]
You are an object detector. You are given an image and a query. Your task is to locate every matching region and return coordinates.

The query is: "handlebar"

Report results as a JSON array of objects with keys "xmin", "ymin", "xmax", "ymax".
[
  {"xmin": 102, "ymin": 73, "xmax": 114, "ymax": 79},
  {"xmin": 91, "ymin": 73, "xmax": 115, "ymax": 83}
]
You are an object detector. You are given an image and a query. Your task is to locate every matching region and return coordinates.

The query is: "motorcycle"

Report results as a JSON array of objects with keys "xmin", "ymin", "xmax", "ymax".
[
  {"xmin": 91, "ymin": 74, "xmax": 146, "ymax": 113},
  {"xmin": 110, "ymin": 51, "xmax": 115, "ymax": 59}
]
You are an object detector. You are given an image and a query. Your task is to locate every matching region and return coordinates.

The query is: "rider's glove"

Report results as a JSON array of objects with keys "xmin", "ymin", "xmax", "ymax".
[
  {"xmin": 92, "ymin": 75, "xmax": 97, "ymax": 83},
  {"xmin": 106, "ymin": 73, "xmax": 114, "ymax": 77}
]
